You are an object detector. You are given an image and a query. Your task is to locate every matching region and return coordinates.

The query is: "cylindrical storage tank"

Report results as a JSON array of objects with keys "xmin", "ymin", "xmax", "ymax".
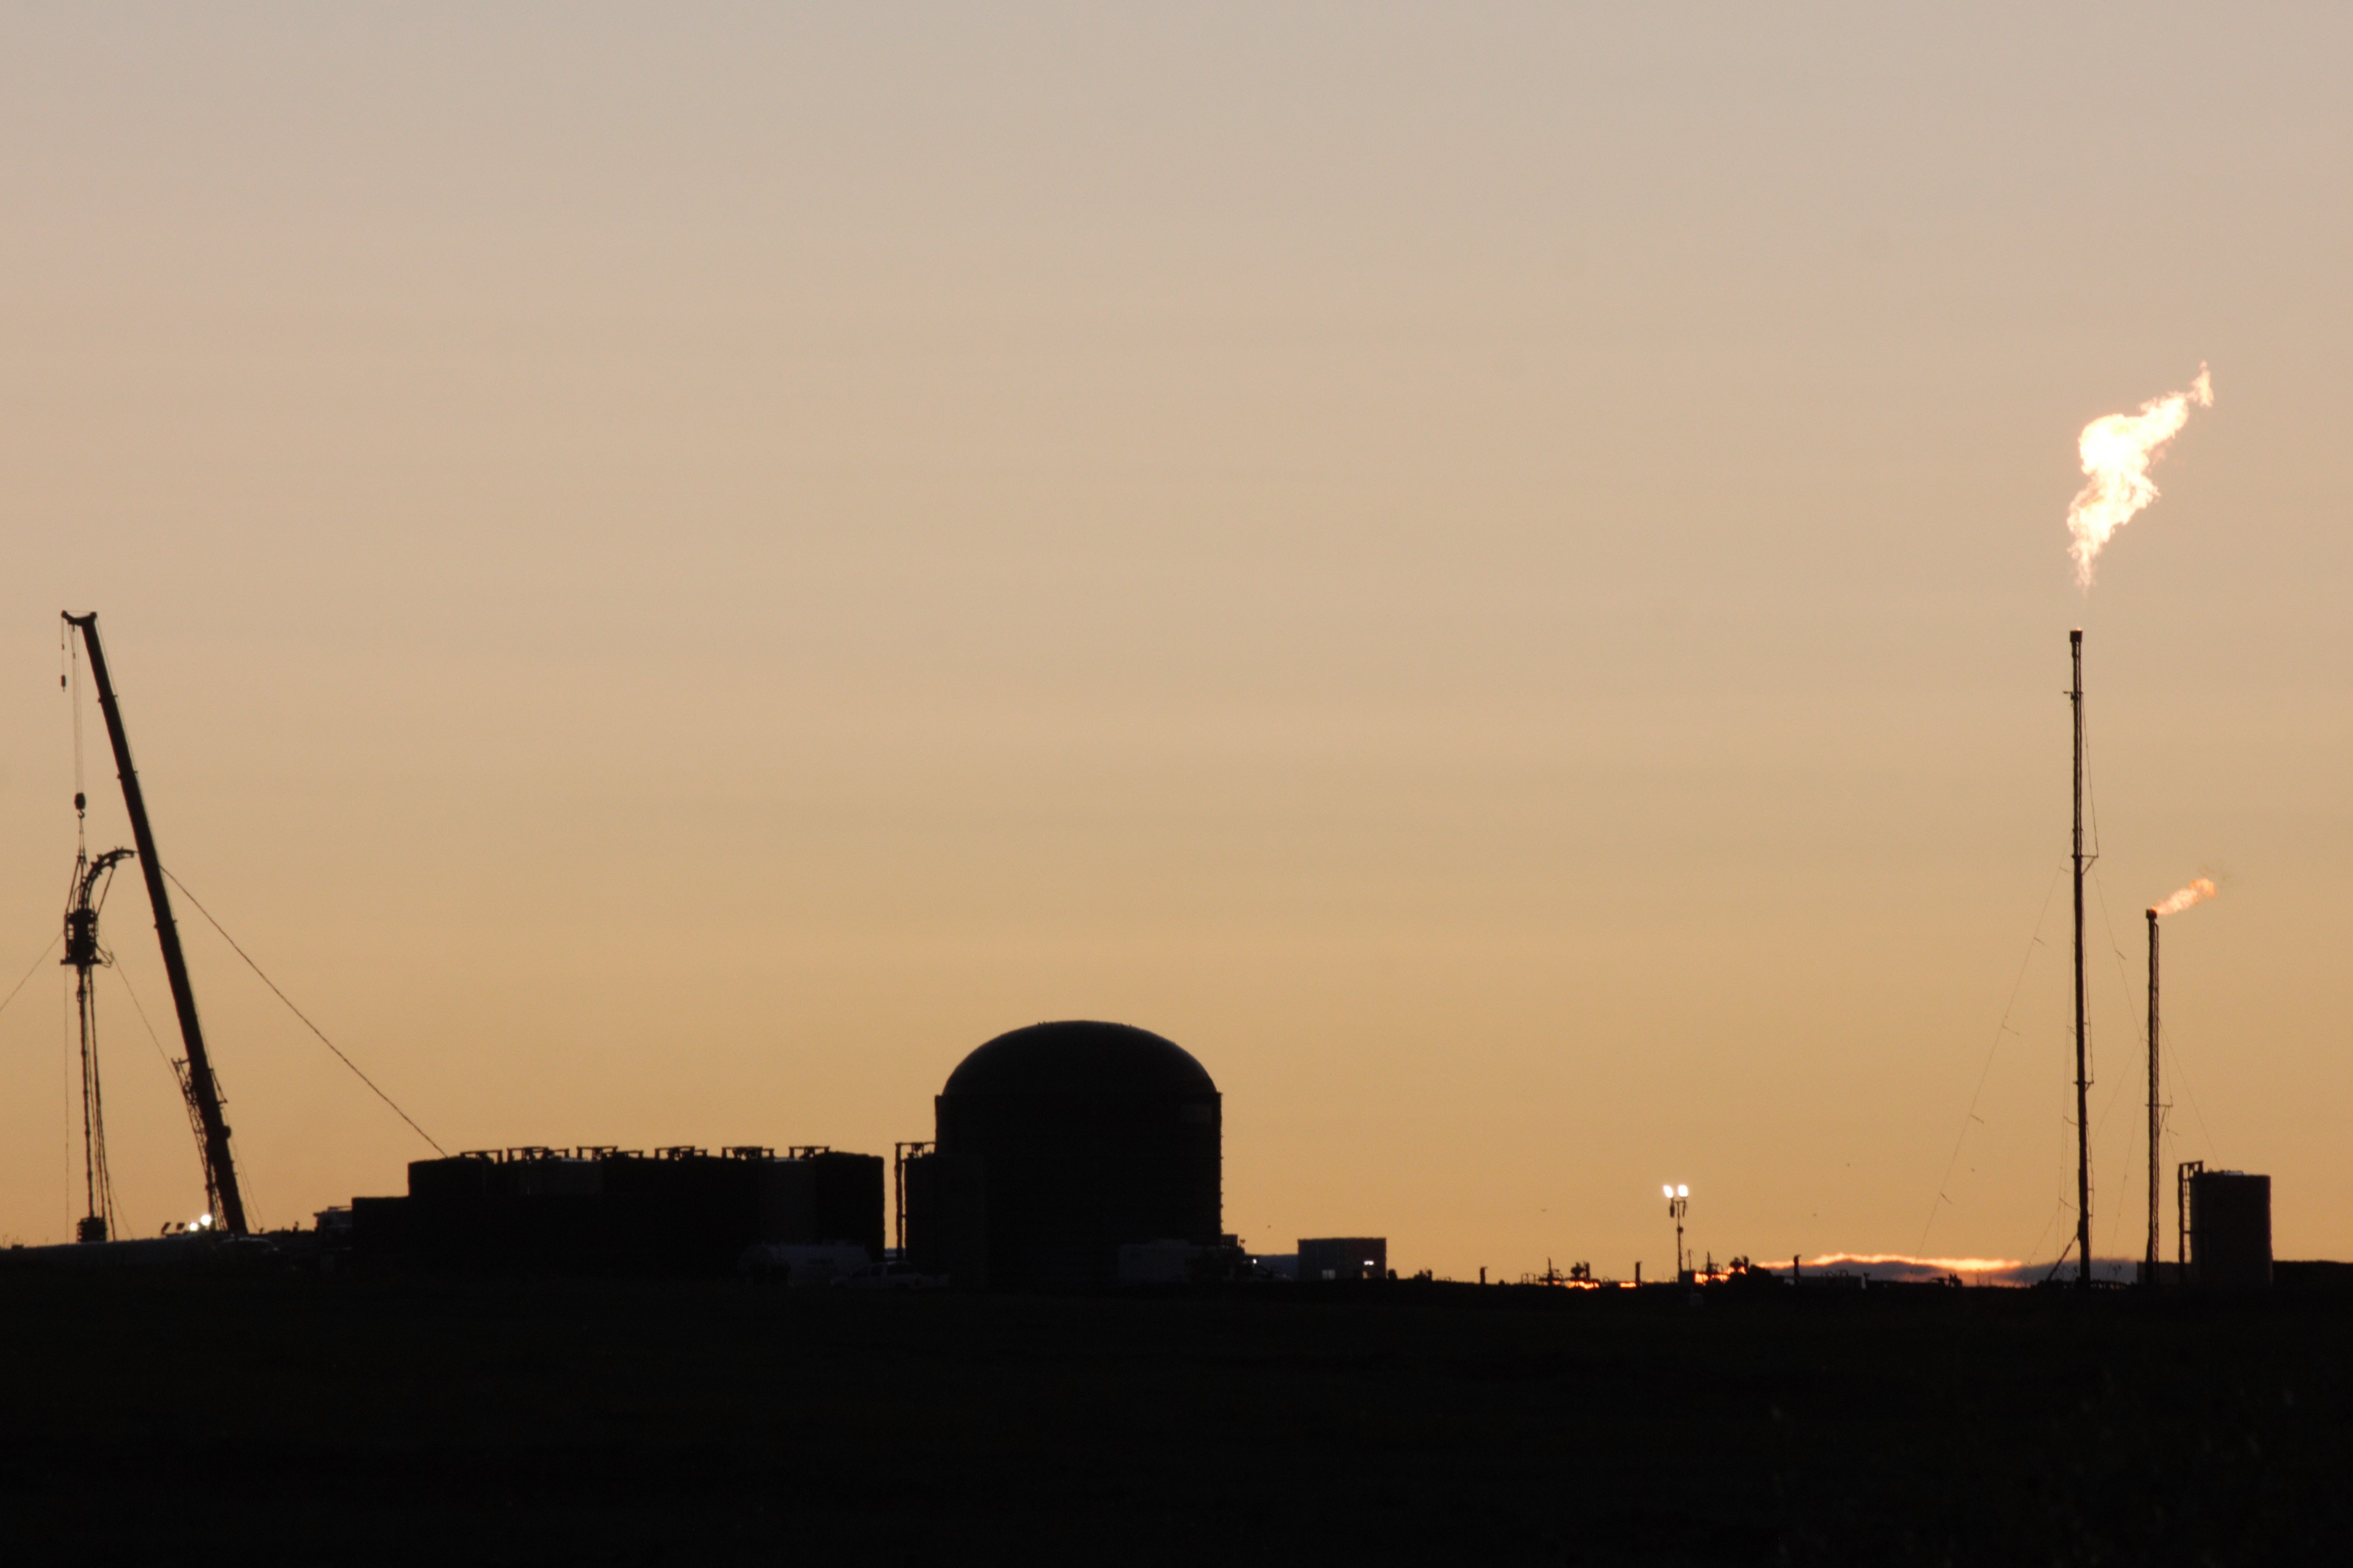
[
  {"xmin": 2189, "ymin": 1170, "xmax": 2273, "ymax": 1288},
  {"xmin": 934, "ymin": 1020, "xmax": 1220, "ymax": 1290}
]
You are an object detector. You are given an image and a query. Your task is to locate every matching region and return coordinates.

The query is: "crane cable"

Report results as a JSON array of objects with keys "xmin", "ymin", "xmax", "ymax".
[
  {"xmin": 0, "ymin": 934, "xmax": 64, "ymax": 1025},
  {"xmin": 107, "ymin": 959, "xmax": 271, "ymax": 1229},
  {"xmin": 1917, "ymin": 862, "xmax": 2065, "ymax": 1255},
  {"xmin": 158, "ymin": 868, "xmax": 447, "ymax": 1157}
]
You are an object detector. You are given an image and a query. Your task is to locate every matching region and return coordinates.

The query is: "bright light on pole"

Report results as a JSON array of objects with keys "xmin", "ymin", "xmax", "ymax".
[{"xmin": 1664, "ymin": 1185, "xmax": 1690, "ymax": 1280}]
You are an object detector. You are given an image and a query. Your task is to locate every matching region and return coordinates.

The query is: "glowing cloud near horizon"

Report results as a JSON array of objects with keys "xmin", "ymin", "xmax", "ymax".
[
  {"xmin": 1802, "ymin": 1252, "xmax": 2022, "ymax": 1273},
  {"xmin": 2152, "ymin": 878, "xmax": 2218, "ymax": 917},
  {"xmin": 2066, "ymin": 365, "xmax": 2213, "ymax": 590}
]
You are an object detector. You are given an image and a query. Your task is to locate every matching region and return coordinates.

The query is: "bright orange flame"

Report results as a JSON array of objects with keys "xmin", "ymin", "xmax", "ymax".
[
  {"xmin": 2152, "ymin": 878, "xmax": 2217, "ymax": 917},
  {"xmin": 2067, "ymin": 365, "xmax": 2213, "ymax": 590}
]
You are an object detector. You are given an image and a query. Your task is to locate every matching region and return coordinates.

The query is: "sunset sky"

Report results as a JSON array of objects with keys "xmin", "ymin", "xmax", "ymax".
[{"xmin": 3, "ymin": 6, "xmax": 2349, "ymax": 1278}]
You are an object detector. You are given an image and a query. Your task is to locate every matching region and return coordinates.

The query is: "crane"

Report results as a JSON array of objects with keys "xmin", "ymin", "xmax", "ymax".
[{"xmin": 63, "ymin": 613, "xmax": 248, "ymax": 1235}]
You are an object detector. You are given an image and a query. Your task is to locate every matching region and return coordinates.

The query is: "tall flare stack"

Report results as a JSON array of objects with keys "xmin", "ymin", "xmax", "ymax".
[
  {"xmin": 2053, "ymin": 371, "xmax": 2210, "ymax": 1288},
  {"xmin": 2143, "ymin": 878, "xmax": 2215, "ymax": 1286},
  {"xmin": 2070, "ymin": 630, "xmax": 2092, "ymax": 1288},
  {"xmin": 2146, "ymin": 907, "xmax": 2161, "ymax": 1286}
]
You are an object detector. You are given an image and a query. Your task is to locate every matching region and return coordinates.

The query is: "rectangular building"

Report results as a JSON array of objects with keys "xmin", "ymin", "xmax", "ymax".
[{"xmin": 1299, "ymin": 1237, "xmax": 1387, "ymax": 1282}]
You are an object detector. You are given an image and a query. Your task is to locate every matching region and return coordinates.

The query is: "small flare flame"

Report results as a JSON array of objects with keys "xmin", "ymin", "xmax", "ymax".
[
  {"xmin": 2151, "ymin": 878, "xmax": 2217, "ymax": 918},
  {"xmin": 2067, "ymin": 365, "xmax": 2213, "ymax": 590}
]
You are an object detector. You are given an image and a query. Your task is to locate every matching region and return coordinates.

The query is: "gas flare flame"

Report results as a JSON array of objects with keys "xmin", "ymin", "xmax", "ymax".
[
  {"xmin": 2066, "ymin": 365, "xmax": 2213, "ymax": 590},
  {"xmin": 2151, "ymin": 878, "xmax": 2217, "ymax": 918}
]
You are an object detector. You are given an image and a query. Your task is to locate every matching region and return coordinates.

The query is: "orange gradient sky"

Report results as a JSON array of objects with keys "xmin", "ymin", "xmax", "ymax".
[{"xmin": 4, "ymin": 7, "xmax": 2351, "ymax": 1277}]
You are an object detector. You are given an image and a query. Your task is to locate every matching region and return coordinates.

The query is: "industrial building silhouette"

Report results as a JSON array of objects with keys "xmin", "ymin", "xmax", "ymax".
[
  {"xmin": 353, "ymin": 1019, "xmax": 1238, "ymax": 1288},
  {"xmin": 354, "ymin": 1146, "xmax": 883, "ymax": 1275}
]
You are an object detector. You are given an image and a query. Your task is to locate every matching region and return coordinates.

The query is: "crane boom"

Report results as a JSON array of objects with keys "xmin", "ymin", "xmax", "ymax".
[{"xmin": 63, "ymin": 613, "xmax": 247, "ymax": 1234}]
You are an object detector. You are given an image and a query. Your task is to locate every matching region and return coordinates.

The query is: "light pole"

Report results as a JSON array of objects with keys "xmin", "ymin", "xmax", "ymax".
[{"xmin": 1663, "ymin": 1184, "xmax": 1689, "ymax": 1282}]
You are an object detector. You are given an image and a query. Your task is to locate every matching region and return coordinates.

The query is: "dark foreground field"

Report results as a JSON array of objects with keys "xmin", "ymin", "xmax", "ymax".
[{"xmin": 1, "ymin": 1270, "xmax": 2344, "ymax": 1564}]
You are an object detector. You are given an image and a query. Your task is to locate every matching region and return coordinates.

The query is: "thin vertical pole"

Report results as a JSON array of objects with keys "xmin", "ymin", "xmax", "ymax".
[
  {"xmin": 2145, "ymin": 908, "xmax": 2161, "ymax": 1286},
  {"xmin": 2072, "ymin": 630, "xmax": 2092, "ymax": 1288},
  {"xmin": 76, "ymin": 965, "xmax": 96, "ymax": 1223},
  {"xmin": 894, "ymin": 1141, "xmax": 910, "ymax": 1255}
]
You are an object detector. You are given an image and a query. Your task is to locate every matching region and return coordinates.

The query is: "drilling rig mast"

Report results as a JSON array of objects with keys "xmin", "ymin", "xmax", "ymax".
[
  {"xmin": 62, "ymin": 834, "xmax": 134, "ymax": 1242},
  {"xmin": 63, "ymin": 613, "xmax": 248, "ymax": 1235}
]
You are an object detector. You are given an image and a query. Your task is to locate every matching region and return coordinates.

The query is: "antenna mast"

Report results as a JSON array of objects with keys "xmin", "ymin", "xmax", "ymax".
[
  {"xmin": 61, "ymin": 613, "xmax": 248, "ymax": 1234},
  {"xmin": 2071, "ymin": 629, "xmax": 2092, "ymax": 1288}
]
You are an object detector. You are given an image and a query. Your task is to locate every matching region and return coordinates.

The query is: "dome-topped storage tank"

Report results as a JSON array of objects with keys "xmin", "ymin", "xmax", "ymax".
[{"xmin": 922, "ymin": 1020, "xmax": 1221, "ymax": 1290}]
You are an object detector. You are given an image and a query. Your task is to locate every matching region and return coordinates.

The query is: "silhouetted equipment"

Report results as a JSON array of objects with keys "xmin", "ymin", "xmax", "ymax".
[
  {"xmin": 62, "ymin": 840, "xmax": 134, "ymax": 1243},
  {"xmin": 899, "ymin": 1145, "xmax": 985, "ymax": 1284},
  {"xmin": 2145, "ymin": 907, "xmax": 2162, "ymax": 1286},
  {"xmin": 2176, "ymin": 1158, "xmax": 2200, "ymax": 1273},
  {"xmin": 1298, "ymin": 1238, "xmax": 1387, "ymax": 1283},
  {"xmin": 904, "ymin": 1021, "xmax": 1222, "ymax": 1291},
  {"xmin": 353, "ymin": 1145, "xmax": 884, "ymax": 1276},
  {"xmin": 893, "ymin": 1140, "xmax": 933, "ymax": 1255},
  {"xmin": 2182, "ymin": 1168, "xmax": 2272, "ymax": 1288},
  {"xmin": 63, "ymin": 612, "xmax": 247, "ymax": 1234},
  {"xmin": 2069, "ymin": 629, "xmax": 2092, "ymax": 1289}
]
